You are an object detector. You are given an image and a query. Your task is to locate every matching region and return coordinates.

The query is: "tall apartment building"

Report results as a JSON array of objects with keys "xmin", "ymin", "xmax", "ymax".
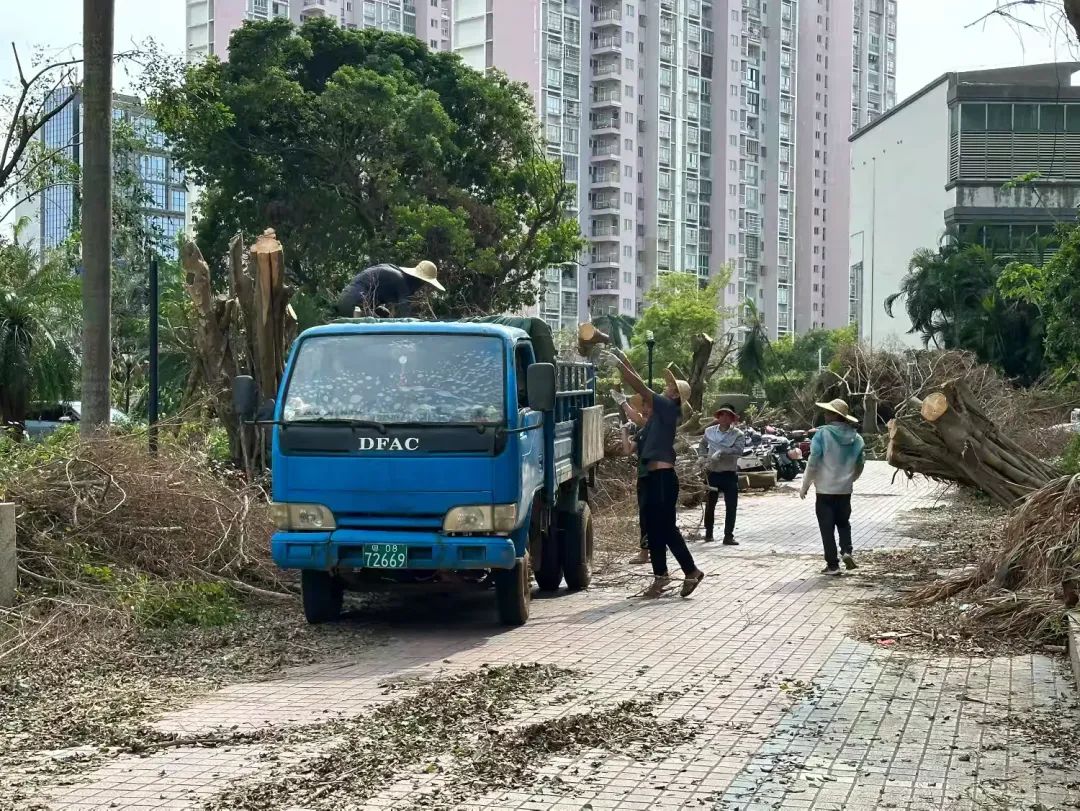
[
  {"xmin": 187, "ymin": 0, "xmax": 453, "ymax": 63},
  {"xmin": 455, "ymin": 1, "xmax": 897, "ymax": 339},
  {"xmin": 38, "ymin": 91, "xmax": 188, "ymax": 258}
]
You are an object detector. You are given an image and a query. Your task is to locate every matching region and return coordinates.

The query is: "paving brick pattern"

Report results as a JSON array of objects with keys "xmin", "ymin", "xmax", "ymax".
[{"xmin": 38, "ymin": 464, "xmax": 1080, "ymax": 810}]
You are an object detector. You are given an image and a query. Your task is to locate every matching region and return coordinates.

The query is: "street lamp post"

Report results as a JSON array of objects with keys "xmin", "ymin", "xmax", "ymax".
[{"xmin": 646, "ymin": 330, "xmax": 656, "ymax": 391}]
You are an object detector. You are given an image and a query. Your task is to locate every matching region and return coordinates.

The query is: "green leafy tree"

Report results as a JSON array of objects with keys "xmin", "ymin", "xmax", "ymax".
[
  {"xmin": 628, "ymin": 272, "xmax": 728, "ymax": 377},
  {"xmin": 0, "ymin": 219, "xmax": 81, "ymax": 427},
  {"xmin": 884, "ymin": 236, "xmax": 1045, "ymax": 383},
  {"xmin": 770, "ymin": 325, "xmax": 857, "ymax": 375},
  {"xmin": 144, "ymin": 18, "xmax": 582, "ymax": 316},
  {"xmin": 1041, "ymin": 223, "xmax": 1080, "ymax": 373}
]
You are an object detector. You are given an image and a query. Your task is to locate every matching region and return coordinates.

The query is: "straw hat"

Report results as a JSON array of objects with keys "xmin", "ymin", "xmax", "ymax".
[
  {"xmin": 662, "ymin": 368, "xmax": 691, "ymax": 416},
  {"xmin": 401, "ymin": 260, "xmax": 445, "ymax": 292},
  {"xmin": 815, "ymin": 398, "xmax": 858, "ymax": 424},
  {"xmin": 714, "ymin": 403, "xmax": 740, "ymax": 420}
]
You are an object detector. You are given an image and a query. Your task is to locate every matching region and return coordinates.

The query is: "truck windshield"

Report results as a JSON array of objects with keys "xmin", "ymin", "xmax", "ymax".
[{"xmin": 282, "ymin": 333, "xmax": 506, "ymax": 425}]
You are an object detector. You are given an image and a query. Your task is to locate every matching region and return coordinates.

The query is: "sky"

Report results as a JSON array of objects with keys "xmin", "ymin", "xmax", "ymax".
[{"xmin": 0, "ymin": 1, "xmax": 1078, "ymax": 106}]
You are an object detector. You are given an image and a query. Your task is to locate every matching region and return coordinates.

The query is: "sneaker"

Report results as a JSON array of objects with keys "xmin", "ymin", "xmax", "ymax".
[
  {"xmin": 642, "ymin": 576, "xmax": 671, "ymax": 598},
  {"xmin": 722, "ymin": 535, "xmax": 739, "ymax": 546},
  {"xmin": 821, "ymin": 565, "xmax": 842, "ymax": 576},
  {"xmin": 842, "ymin": 553, "xmax": 858, "ymax": 570},
  {"xmin": 629, "ymin": 549, "xmax": 651, "ymax": 565},
  {"xmin": 680, "ymin": 570, "xmax": 706, "ymax": 598}
]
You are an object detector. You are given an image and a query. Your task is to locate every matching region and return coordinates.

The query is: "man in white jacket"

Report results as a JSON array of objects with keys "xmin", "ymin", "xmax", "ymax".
[{"xmin": 799, "ymin": 399, "xmax": 866, "ymax": 575}]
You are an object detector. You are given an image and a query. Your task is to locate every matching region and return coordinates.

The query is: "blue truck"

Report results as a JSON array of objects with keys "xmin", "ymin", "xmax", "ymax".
[{"xmin": 233, "ymin": 318, "xmax": 605, "ymax": 626}]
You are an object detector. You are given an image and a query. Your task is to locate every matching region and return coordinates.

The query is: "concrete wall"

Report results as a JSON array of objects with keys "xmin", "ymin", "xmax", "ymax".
[{"xmin": 850, "ymin": 79, "xmax": 953, "ymax": 349}]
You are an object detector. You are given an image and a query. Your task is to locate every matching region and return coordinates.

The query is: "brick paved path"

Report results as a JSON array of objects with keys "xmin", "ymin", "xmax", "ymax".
[{"xmin": 40, "ymin": 464, "xmax": 1080, "ymax": 810}]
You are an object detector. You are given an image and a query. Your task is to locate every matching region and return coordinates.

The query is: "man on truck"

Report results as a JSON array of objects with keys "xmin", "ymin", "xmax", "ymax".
[{"xmin": 335, "ymin": 261, "xmax": 446, "ymax": 318}]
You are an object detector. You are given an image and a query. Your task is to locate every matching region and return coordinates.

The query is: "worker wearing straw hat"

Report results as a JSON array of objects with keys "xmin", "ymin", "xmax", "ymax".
[
  {"xmin": 697, "ymin": 403, "xmax": 745, "ymax": 545},
  {"xmin": 800, "ymin": 399, "xmax": 866, "ymax": 575},
  {"xmin": 611, "ymin": 350, "xmax": 705, "ymax": 599},
  {"xmin": 336, "ymin": 261, "xmax": 446, "ymax": 318}
]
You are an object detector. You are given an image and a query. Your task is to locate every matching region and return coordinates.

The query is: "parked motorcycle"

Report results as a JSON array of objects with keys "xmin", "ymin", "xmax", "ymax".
[{"xmin": 770, "ymin": 438, "xmax": 803, "ymax": 481}]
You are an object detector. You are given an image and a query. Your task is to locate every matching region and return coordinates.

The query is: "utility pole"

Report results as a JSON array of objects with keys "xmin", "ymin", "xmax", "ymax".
[
  {"xmin": 148, "ymin": 252, "xmax": 160, "ymax": 454},
  {"xmin": 80, "ymin": 0, "xmax": 115, "ymax": 434}
]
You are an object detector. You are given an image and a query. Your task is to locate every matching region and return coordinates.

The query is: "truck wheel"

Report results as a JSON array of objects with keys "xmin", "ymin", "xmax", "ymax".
[
  {"xmin": 301, "ymin": 570, "xmax": 344, "ymax": 624},
  {"xmin": 561, "ymin": 502, "xmax": 594, "ymax": 591},
  {"xmin": 496, "ymin": 553, "xmax": 531, "ymax": 626},
  {"xmin": 533, "ymin": 530, "xmax": 563, "ymax": 592}
]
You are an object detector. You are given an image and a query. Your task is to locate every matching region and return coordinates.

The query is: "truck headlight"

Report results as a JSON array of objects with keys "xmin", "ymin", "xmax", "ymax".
[
  {"xmin": 443, "ymin": 504, "xmax": 517, "ymax": 534},
  {"xmin": 270, "ymin": 503, "xmax": 336, "ymax": 531}
]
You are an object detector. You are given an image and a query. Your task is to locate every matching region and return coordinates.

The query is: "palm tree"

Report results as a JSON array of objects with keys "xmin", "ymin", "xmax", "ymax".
[
  {"xmin": 885, "ymin": 233, "xmax": 1045, "ymax": 383},
  {"xmin": 0, "ymin": 219, "xmax": 81, "ymax": 428},
  {"xmin": 736, "ymin": 299, "xmax": 769, "ymax": 387},
  {"xmin": 80, "ymin": 0, "xmax": 116, "ymax": 434}
]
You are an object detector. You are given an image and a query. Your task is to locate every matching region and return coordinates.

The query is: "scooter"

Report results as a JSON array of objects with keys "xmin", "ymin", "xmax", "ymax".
[{"xmin": 769, "ymin": 437, "xmax": 803, "ymax": 481}]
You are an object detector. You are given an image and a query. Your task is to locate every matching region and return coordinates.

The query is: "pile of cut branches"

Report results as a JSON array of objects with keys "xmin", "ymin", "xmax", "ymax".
[
  {"xmin": 907, "ymin": 473, "xmax": 1080, "ymax": 644},
  {"xmin": 6, "ymin": 434, "xmax": 282, "ymax": 595}
]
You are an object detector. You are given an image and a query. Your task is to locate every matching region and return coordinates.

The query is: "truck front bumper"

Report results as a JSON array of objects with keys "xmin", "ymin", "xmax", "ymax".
[{"xmin": 271, "ymin": 530, "xmax": 518, "ymax": 572}]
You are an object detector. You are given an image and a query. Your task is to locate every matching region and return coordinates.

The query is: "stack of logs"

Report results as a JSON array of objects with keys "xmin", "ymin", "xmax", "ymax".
[{"xmin": 886, "ymin": 379, "xmax": 1060, "ymax": 507}]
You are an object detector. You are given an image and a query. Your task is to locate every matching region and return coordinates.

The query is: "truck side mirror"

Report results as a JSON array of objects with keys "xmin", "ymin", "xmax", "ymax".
[
  {"xmin": 526, "ymin": 363, "xmax": 556, "ymax": 412},
  {"xmin": 233, "ymin": 375, "xmax": 258, "ymax": 422}
]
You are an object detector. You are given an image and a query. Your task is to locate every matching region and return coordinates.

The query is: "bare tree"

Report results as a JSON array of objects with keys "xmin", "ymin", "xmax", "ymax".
[
  {"xmin": 973, "ymin": 1, "xmax": 1080, "ymax": 44},
  {"xmin": 0, "ymin": 46, "xmax": 81, "ymax": 222},
  {"xmin": 80, "ymin": 0, "xmax": 115, "ymax": 434}
]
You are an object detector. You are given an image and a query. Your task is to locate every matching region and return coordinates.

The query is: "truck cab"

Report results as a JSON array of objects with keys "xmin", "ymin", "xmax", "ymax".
[{"xmin": 236, "ymin": 319, "xmax": 602, "ymax": 626}]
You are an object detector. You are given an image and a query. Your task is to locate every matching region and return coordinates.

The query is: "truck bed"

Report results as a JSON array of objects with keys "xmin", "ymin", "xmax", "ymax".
[{"xmin": 550, "ymin": 362, "xmax": 603, "ymax": 487}]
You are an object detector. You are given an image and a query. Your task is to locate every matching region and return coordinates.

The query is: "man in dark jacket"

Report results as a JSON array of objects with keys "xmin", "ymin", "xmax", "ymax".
[{"xmin": 335, "ymin": 261, "xmax": 445, "ymax": 318}]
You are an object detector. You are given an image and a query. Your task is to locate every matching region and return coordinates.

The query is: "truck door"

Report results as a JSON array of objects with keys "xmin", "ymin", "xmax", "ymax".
[{"xmin": 514, "ymin": 342, "xmax": 545, "ymax": 504}]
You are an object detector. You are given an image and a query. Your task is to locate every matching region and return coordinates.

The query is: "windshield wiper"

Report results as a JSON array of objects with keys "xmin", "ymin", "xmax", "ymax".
[
  {"xmin": 380, "ymin": 421, "xmax": 499, "ymax": 433},
  {"xmin": 286, "ymin": 418, "xmax": 388, "ymax": 435}
]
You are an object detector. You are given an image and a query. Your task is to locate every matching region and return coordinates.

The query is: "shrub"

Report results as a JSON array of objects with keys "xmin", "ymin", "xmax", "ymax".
[
  {"xmin": 1063, "ymin": 433, "xmax": 1080, "ymax": 475},
  {"xmin": 126, "ymin": 578, "xmax": 240, "ymax": 628}
]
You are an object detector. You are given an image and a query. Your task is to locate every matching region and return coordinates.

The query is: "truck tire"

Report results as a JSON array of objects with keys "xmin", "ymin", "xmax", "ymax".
[
  {"xmin": 561, "ymin": 502, "xmax": 594, "ymax": 591},
  {"xmin": 496, "ymin": 553, "xmax": 531, "ymax": 626},
  {"xmin": 301, "ymin": 570, "xmax": 343, "ymax": 624},
  {"xmin": 533, "ymin": 530, "xmax": 563, "ymax": 592}
]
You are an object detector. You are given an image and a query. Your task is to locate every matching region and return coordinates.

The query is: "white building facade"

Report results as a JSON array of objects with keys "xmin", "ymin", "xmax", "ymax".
[{"xmin": 849, "ymin": 63, "xmax": 1080, "ymax": 349}]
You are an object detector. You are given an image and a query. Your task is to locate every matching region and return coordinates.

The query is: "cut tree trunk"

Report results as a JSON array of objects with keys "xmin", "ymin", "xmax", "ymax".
[
  {"xmin": 886, "ymin": 379, "xmax": 1059, "ymax": 507},
  {"xmin": 183, "ymin": 230, "xmax": 297, "ymax": 476}
]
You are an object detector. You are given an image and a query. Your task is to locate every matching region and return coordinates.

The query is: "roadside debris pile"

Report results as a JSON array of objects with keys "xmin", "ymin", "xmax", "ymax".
[
  {"xmin": 204, "ymin": 663, "xmax": 696, "ymax": 810},
  {"xmin": 5, "ymin": 432, "xmax": 284, "ymax": 599},
  {"xmin": 906, "ymin": 473, "xmax": 1080, "ymax": 645}
]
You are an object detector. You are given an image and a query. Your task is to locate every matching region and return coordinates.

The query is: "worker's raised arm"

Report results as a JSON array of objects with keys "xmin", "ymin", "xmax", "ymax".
[{"xmin": 610, "ymin": 348, "xmax": 653, "ymax": 403}]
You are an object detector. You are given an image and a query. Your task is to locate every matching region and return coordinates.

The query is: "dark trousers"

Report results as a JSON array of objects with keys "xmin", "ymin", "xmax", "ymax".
[
  {"xmin": 636, "ymin": 476, "xmax": 648, "ymax": 548},
  {"xmin": 704, "ymin": 470, "xmax": 739, "ymax": 539},
  {"xmin": 815, "ymin": 493, "xmax": 852, "ymax": 568},
  {"xmin": 643, "ymin": 468, "xmax": 697, "ymax": 577}
]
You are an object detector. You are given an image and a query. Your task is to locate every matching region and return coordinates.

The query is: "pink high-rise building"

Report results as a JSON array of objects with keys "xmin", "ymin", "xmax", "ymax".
[
  {"xmin": 186, "ymin": 1, "xmax": 453, "ymax": 64},
  {"xmin": 186, "ymin": 0, "xmax": 897, "ymax": 338}
]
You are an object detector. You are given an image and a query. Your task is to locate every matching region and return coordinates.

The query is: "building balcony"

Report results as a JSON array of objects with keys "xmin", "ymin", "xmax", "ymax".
[
  {"xmin": 593, "ymin": 62, "xmax": 621, "ymax": 78},
  {"xmin": 590, "ymin": 223, "xmax": 620, "ymax": 241},
  {"xmin": 590, "ymin": 170, "xmax": 620, "ymax": 189},
  {"xmin": 590, "ymin": 255, "xmax": 621, "ymax": 270},
  {"xmin": 590, "ymin": 198, "xmax": 620, "ymax": 214},
  {"xmin": 591, "ymin": 91, "xmax": 622, "ymax": 108},
  {"xmin": 591, "ymin": 117, "xmax": 620, "ymax": 134},
  {"xmin": 593, "ymin": 9, "xmax": 622, "ymax": 27},
  {"xmin": 590, "ymin": 145, "xmax": 621, "ymax": 161},
  {"xmin": 592, "ymin": 35, "xmax": 622, "ymax": 54}
]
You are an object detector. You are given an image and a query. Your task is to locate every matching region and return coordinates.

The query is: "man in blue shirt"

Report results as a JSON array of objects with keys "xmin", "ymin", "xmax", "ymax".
[{"xmin": 612, "ymin": 350, "xmax": 705, "ymax": 599}]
